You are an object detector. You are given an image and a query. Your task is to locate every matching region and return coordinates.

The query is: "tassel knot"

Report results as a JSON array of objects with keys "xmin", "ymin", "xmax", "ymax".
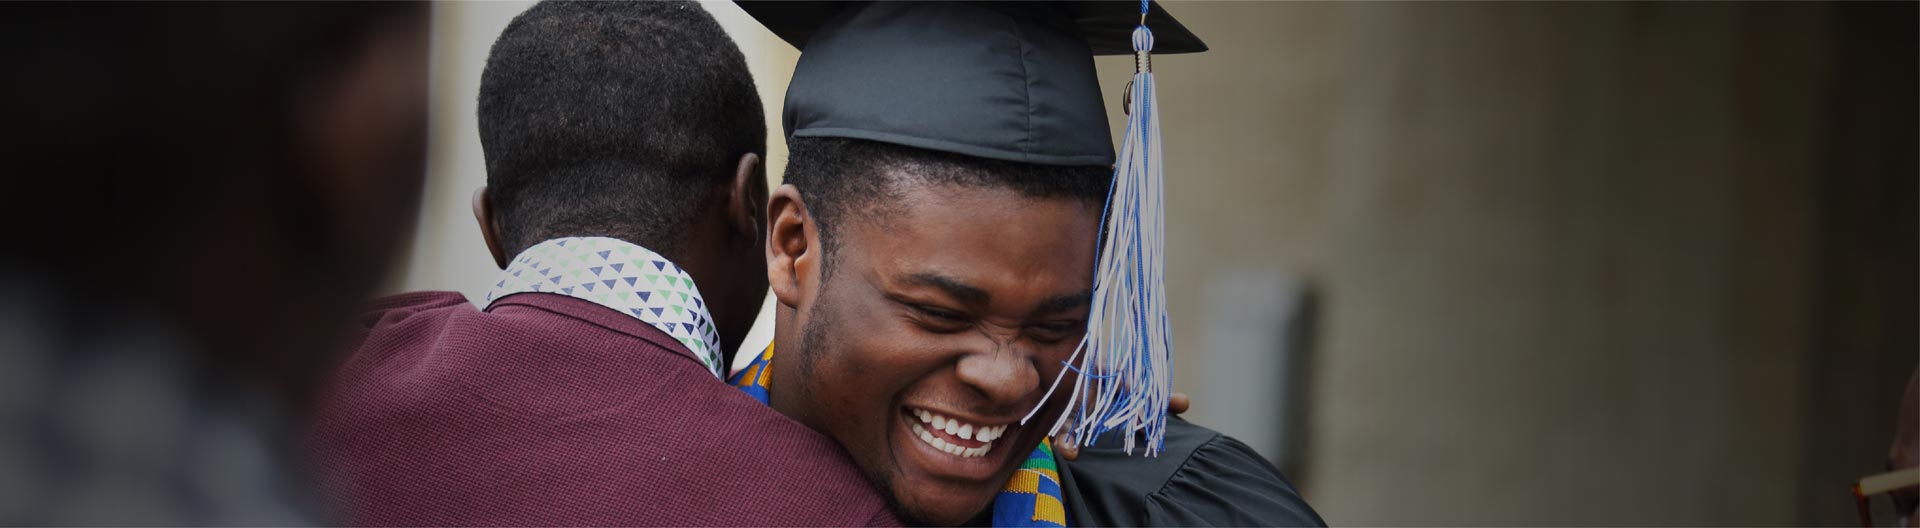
[{"xmin": 1132, "ymin": 25, "xmax": 1155, "ymax": 53}]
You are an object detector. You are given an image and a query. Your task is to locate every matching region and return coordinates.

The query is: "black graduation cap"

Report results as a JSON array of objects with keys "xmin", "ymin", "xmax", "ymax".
[{"xmin": 737, "ymin": 1, "xmax": 1207, "ymax": 167}]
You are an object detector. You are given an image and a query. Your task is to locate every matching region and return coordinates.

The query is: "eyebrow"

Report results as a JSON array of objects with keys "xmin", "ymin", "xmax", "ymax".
[
  {"xmin": 902, "ymin": 272, "xmax": 989, "ymax": 305},
  {"xmin": 1034, "ymin": 289, "xmax": 1094, "ymax": 316},
  {"xmin": 900, "ymin": 272, "xmax": 1092, "ymax": 316}
]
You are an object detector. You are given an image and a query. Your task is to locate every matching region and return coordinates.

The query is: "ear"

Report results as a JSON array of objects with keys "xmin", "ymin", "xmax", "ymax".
[
  {"xmin": 727, "ymin": 153, "xmax": 766, "ymax": 241},
  {"xmin": 472, "ymin": 186, "xmax": 509, "ymax": 269},
  {"xmin": 766, "ymin": 183, "xmax": 817, "ymax": 309}
]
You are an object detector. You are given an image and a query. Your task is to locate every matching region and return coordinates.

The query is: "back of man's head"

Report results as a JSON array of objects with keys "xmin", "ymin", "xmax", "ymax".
[{"xmin": 479, "ymin": 0, "xmax": 764, "ymax": 257}]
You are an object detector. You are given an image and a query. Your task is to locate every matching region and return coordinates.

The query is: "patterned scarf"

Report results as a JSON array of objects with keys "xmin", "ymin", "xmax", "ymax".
[
  {"xmin": 487, "ymin": 237, "xmax": 724, "ymax": 378},
  {"xmin": 731, "ymin": 344, "xmax": 1069, "ymax": 527}
]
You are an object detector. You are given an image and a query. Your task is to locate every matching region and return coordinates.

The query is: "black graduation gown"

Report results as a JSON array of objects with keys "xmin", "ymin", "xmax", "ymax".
[{"xmin": 1057, "ymin": 418, "xmax": 1326, "ymax": 527}]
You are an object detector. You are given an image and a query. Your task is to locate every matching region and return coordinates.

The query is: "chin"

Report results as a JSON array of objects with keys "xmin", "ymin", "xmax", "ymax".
[
  {"xmin": 878, "ymin": 413, "xmax": 1048, "ymax": 526},
  {"xmin": 895, "ymin": 487, "xmax": 997, "ymax": 527}
]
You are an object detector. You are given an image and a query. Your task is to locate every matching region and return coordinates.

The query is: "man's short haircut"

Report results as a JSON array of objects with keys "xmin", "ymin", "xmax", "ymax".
[
  {"xmin": 479, "ymin": 1, "xmax": 764, "ymax": 256},
  {"xmin": 782, "ymin": 136, "xmax": 1112, "ymax": 263}
]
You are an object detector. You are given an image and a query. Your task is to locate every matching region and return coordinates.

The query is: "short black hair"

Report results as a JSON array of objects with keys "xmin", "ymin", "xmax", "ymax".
[
  {"xmin": 783, "ymin": 136, "xmax": 1112, "ymax": 262},
  {"xmin": 479, "ymin": 1, "xmax": 764, "ymax": 256}
]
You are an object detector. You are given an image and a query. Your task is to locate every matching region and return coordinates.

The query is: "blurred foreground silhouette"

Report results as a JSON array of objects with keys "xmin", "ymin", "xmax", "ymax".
[{"xmin": 2, "ymin": 3, "xmax": 429, "ymax": 523}]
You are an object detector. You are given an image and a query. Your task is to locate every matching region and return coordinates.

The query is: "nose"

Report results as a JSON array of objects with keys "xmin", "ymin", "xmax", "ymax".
[{"xmin": 953, "ymin": 336, "xmax": 1041, "ymax": 408}]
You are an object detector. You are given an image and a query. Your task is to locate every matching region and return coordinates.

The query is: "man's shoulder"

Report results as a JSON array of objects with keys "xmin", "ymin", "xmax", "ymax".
[
  {"xmin": 366, "ymin": 290, "xmax": 472, "ymax": 313},
  {"xmin": 665, "ymin": 386, "xmax": 904, "ymax": 525},
  {"xmin": 347, "ymin": 290, "xmax": 472, "ymax": 337},
  {"xmin": 1059, "ymin": 418, "xmax": 1325, "ymax": 527},
  {"xmin": 324, "ymin": 291, "xmax": 721, "ymax": 422},
  {"xmin": 349, "ymin": 291, "xmax": 687, "ymax": 368},
  {"xmin": 312, "ymin": 292, "xmax": 900, "ymax": 526}
]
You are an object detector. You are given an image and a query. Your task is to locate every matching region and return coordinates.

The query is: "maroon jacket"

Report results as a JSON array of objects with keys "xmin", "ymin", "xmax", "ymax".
[{"xmin": 308, "ymin": 291, "xmax": 899, "ymax": 526}]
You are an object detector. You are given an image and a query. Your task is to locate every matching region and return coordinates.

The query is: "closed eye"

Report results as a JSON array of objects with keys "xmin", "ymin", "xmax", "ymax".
[
  {"xmin": 1027, "ymin": 321, "xmax": 1083, "ymax": 343},
  {"xmin": 910, "ymin": 304, "xmax": 971, "ymax": 331}
]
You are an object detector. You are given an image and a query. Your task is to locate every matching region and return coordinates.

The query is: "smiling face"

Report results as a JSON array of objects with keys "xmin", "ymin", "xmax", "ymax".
[{"xmin": 766, "ymin": 176, "xmax": 1099, "ymax": 525}]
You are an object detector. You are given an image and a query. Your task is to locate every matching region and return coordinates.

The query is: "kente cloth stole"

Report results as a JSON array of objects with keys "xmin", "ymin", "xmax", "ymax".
[{"xmin": 730, "ymin": 344, "xmax": 1070, "ymax": 527}]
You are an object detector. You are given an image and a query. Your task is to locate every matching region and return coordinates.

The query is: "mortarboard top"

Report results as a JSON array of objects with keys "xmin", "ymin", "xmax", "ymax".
[
  {"xmin": 739, "ymin": 2, "xmax": 1207, "ymax": 56},
  {"xmin": 738, "ymin": 1, "xmax": 1207, "ymax": 167}
]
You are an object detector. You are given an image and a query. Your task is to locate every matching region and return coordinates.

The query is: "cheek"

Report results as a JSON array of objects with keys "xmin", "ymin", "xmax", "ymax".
[
  {"xmin": 802, "ymin": 316, "xmax": 965, "ymax": 446},
  {"xmin": 799, "ymin": 301, "xmax": 905, "ymax": 424},
  {"xmin": 809, "ymin": 331, "xmax": 944, "ymax": 411}
]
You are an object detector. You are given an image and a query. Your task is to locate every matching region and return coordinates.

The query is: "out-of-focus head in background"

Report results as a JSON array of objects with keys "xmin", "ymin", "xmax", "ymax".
[
  {"xmin": 2, "ymin": 2, "xmax": 427, "ymax": 523},
  {"xmin": 5, "ymin": 3, "xmax": 429, "ymax": 410}
]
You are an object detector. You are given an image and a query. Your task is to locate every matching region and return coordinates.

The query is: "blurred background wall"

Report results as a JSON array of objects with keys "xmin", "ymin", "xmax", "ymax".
[{"xmin": 391, "ymin": 2, "xmax": 1916, "ymax": 525}]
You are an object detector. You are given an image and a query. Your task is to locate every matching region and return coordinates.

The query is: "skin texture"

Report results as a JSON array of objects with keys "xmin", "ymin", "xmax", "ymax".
[
  {"xmin": 476, "ymin": 153, "xmax": 768, "ymax": 364},
  {"xmin": 765, "ymin": 177, "xmax": 1100, "ymax": 525}
]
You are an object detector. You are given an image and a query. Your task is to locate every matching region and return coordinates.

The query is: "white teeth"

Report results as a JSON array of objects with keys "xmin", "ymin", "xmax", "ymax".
[
  {"xmin": 907, "ymin": 414, "xmax": 995, "ymax": 459},
  {"xmin": 916, "ymin": 409, "xmax": 932, "ymax": 423},
  {"xmin": 957, "ymin": 424, "xmax": 974, "ymax": 441},
  {"xmin": 932, "ymin": 415, "xmax": 947, "ymax": 430}
]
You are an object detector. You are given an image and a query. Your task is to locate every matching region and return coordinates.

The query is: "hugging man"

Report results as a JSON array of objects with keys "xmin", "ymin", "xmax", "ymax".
[{"xmin": 308, "ymin": 3, "xmax": 896, "ymax": 525}]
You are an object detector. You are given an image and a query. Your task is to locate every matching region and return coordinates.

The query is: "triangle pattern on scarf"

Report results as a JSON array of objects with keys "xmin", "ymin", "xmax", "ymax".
[{"xmin": 485, "ymin": 236, "xmax": 725, "ymax": 378}]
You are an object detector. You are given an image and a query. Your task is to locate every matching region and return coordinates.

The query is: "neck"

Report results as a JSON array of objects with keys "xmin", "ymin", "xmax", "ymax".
[
  {"xmin": 765, "ymin": 303, "xmax": 805, "ymax": 411},
  {"xmin": 659, "ymin": 209, "xmax": 756, "ymax": 360}
]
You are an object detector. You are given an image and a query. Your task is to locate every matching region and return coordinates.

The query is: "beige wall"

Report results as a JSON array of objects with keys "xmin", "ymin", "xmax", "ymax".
[
  {"xmin": 396, "ymin": 2, "xmax": 1914, "ymax": 525},
  {"xmin": 1112, "ymin": 2, "xmax": 1909, "ymax": 525},
  {"xmin": 388, "ymin": 0, "xmax": 517, "ymax": 303}
]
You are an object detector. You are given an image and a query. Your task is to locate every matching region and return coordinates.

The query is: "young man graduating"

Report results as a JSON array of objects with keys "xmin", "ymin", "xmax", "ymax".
[
  {"xmin": 729, "ymin": 2, "xmax": 1327, "ymax": 526},
  {"xmin": 306, "ymin": 2, "xmax": 897, "ymax": 525}
]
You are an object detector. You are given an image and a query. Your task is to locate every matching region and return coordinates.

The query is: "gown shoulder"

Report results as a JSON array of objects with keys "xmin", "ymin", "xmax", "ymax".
[{"xmin": 1057, "ymin": 417, "xmax": 1326, "ymax": 527}]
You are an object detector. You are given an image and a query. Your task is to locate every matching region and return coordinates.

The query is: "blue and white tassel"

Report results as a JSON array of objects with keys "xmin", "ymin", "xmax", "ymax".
[{"xmin": 1023, "ymin": 6, "xmax": 1172, "ymax": 456}]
